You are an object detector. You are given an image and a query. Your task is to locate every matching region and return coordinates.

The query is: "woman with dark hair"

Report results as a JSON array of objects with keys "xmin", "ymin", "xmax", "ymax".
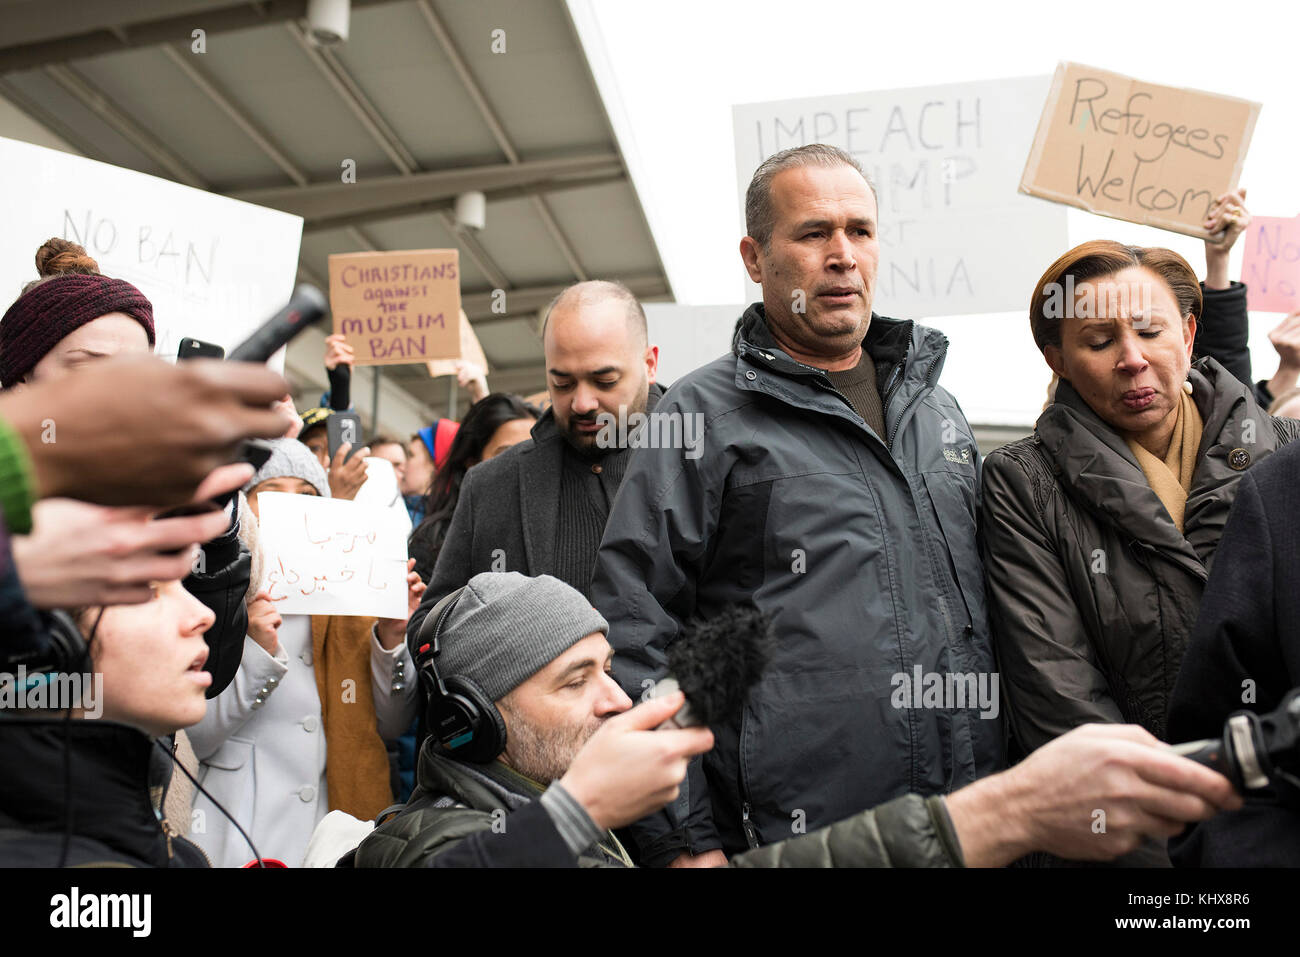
[
  {"xmin": 981, "ymin": 241, "xmax": 1300, "ymax": 793},
  {"xmin": 407, "ymin": 393, "xmax": 540, "ymax": 583}
]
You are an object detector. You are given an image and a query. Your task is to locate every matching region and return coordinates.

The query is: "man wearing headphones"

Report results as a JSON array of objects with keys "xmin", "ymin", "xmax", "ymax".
[{"xmin": 347, "ymin": 571, "xmax": 1241, "ymax": 868}]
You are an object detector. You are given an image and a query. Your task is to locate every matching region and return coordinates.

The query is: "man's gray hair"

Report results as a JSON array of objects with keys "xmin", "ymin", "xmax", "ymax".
[
  {"xmin": 540, "ymin": 279, "xmax": 647, "ymax": 345},
  {"xmin": 744, "ymin": 143, "xmax": 877, "ymax": 249}
]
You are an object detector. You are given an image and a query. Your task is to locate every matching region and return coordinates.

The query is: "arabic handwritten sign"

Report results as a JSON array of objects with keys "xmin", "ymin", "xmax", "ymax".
[{"xmin": 255, "ymin": 491, "xmax": 407, "ymax": 618}]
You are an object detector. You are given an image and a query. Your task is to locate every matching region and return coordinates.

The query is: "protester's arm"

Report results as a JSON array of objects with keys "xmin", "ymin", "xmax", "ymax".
[
  {"xmin": 730, "ymin": 723, "xmax": 1239, "ymax": 868},
  {"xmin": 370, "ymin": 559, "xmax": 424, "ymax": 739},
  {"xmin": 1195, "ymin": 189, "xmax": 1255, "ymax": 391},
  {"xmin": 591, "ymin": 403, "xmax": 726, "ymax": 866},
  {"xmin": 1264, "ymin": 311, "xmax": 1300, "ymax": 405},
  {"xmin": 324, "ymin": 334, "xmax": 354, "ymax": 412},
  {"xmin": 980, "ymin": 451, "xmax": 1124, "ymax": 753},
  {"xmin": 0, "ymin": 356, "xmax": 290, "ymax": 508}
]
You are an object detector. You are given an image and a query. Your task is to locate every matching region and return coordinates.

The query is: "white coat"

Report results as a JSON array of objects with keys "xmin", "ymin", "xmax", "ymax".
[{"xmin": 187, "ymin": 615, "xmax": 417, "ymax": 868}]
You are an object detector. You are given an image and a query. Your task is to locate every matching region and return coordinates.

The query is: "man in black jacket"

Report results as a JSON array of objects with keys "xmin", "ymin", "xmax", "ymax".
[
  {"xmin": 592, "ymin": 144, "xmax": 1003, "ymax": 867},
  {"xmin": 1166, "ymin": 438, "xmax": 1300, "ymax": 866},
  {"xmin": 407, "ymin": 280, "xmax": 663, "ymax": 639}
]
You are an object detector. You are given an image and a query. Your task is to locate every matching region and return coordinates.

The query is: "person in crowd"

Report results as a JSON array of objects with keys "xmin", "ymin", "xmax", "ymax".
[
  {"xmin": 398, "ymin": 355, "xmax": 491, "ymax": 527},
  {"xmin": 346, "ymin": 572, "xmax": 1239, "ymax": 868},
  {"xmin": 0, "ymin": 237, "xmax": 260, "ymax": 698},
  {"xmin": 297, "ymin": 406, "xmax": 371, "ymax": 502},
  {"xmin": 369, "ymin": 435, "xmax": 408, "ymax": 492},
  {"xmin": 979, "ymin": 241, "xmax": 1300, "ymax": 861},
  {"xmin": 402, "ymin": 419, "xmax": 458, "ymax": 525},
  {"xmin": 407, "ymin": 393, "xmax": 540, "ymax": 583},
  {"xmin": 187, "ymin": 438, "xmax": 423, "ymax": 867},
  {"xmin": 407, "ymin": 279, "xmax": 662, "ymax": 632},
  {"xmin": 0, "ymin": 464, "xmax": 257, "ymax": 867},
  {"xmin": 1191, "ymin": 189, "xmax": 1300, "ymax": 407},
  {"xmin": 591, "ymin": 144, "xmax": 1002, "ymax": 867},
  {"xmin": 1165, "ymin": 438, "xmax": 1300, "ymax": 866}
]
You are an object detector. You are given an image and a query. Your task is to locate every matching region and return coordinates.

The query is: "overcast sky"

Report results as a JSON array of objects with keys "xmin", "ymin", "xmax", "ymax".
[{"xmin": 575, "ymin": 0, "xmax": 1300, "ymax": 309}]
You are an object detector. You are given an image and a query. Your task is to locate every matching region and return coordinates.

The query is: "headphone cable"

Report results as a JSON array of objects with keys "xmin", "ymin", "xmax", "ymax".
[{"xmin": 153, "ymin": 737, "xmax": 264, "ymax": 868}]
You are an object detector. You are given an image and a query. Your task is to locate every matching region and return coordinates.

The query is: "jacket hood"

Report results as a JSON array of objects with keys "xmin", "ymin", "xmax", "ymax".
[
  {"xmin": 1037, "ymin": 357, "xmax": 1278, "ymax": 567},
  {"xmin": 415, "ymin": 742, "xmax": 539, "ymax": 812}
]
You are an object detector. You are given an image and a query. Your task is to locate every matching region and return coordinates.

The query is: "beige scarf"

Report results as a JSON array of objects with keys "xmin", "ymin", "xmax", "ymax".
[{"xmin": 1125, "ymin": 390, "xmax": 1204, "ymax": 532}]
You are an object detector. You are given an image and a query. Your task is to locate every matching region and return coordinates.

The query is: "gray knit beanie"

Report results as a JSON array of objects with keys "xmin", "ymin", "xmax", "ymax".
[
  {"xmin": 243, "ymin": 436, "xmax": 331, "ymax": 499},
  {"xmin": 432, "ymin": 572, "xmax": 609, "ymax": 703}
]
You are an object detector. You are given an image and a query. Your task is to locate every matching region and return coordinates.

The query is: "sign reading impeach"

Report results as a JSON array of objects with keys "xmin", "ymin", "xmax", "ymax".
[
  {"xmin": 328, "ymin": 249, "xmax": 460, "ymax": 366},
  {"xmin": 1020, "ymin": 63, "xmax": 1260, "ymax": 238}
]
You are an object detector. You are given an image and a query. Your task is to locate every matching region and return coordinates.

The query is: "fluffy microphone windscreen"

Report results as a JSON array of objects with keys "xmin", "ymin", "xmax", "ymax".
[{"xmin": 667, "ymin": 605, "xmax": 773, "ymax": 727}]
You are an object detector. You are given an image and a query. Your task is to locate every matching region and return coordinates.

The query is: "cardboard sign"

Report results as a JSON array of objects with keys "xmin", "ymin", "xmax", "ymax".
[
  {"xmin": 733, "ymin": 76, "xmax": 1068, "ymax": 318},
  {"xmin": 255, "ymin": 491, "xmax": 408, "ymax": 618},
  {"xmin": 427, "ymin": 309, "xmax": 488, "ymax": 378},
  {"xmin": 1020, "ymin": 63, "xmax": 1260, "ymax": 238},
  {"xmin": 0, "ymin": 136, "xmax": 302, "ymax": 366},
  {"xmin": 1242, "ymin": 216, "xmax": 1300, "ymax": 313},
  {"xmin": 328, "ymin": 249, "xmax": 460, "ymax": 366}
]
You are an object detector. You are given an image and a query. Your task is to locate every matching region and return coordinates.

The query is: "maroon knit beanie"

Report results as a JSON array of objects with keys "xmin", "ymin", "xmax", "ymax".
[{"xmin": 0, "ymin": 273, "xmax": 155, "ymax": 388}]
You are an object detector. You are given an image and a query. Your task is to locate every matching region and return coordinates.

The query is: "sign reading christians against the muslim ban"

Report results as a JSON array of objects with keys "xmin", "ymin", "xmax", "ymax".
[
  {"xmin": 0, "ymin": 136, "xmax": 303, "ymax": 366},
  {"xmin": 328, "ymin": 249, "xmax": 461, "ymax": 366},
  {"xmin": 732, "ymin": 76, "xmax": 1069, "ymax": 318},
  {"xmin": 1241, "ymin": 215, "xmax": 1300, "ymax": 313},
  {"xmin": 1020, "ymin": 63, "xmax": 1260, "ymax": 239}
]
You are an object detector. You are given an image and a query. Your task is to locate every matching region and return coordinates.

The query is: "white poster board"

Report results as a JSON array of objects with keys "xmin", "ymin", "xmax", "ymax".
[
  {"xmin": 0, "ymin": 136, "xmax": 303, "ymax": 364},
  {"xmin": 732, "ymin": 76, "xmax": 1069, "ymax": 317},
  {"xmin": 255, "ymin": 491, "xmax": 408, "ymax": 618}
]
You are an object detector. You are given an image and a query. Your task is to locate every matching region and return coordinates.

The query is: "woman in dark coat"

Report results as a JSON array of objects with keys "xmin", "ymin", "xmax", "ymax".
[{"xmin": 981, "ymin": 240, "xmax": 1300, "ymax": 762}]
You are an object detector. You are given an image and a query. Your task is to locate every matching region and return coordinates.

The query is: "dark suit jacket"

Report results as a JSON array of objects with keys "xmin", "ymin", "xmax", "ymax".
[
  {"xmin": 1166, "ymin": 438, "xmax": 1300, "ymax": 866},
  {"xmin": 406, "ymin": 386, "xmax": 664, "ymax": 649}
]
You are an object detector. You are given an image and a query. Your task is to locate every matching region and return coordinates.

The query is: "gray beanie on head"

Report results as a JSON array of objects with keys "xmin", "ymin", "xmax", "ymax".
[
  {"xmin": 432, "ymin": 572, "xmax": 609, "ymax": 703},
  {"xmin": 244, "ymin": 436, "xmax": 331, "ymax": 499}
]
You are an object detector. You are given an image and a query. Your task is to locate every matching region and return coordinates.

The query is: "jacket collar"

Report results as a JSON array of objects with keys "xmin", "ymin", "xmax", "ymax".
[
  {"xmin": 732, "ymin": 302, "xmax": 947, "ymax": 449},
  {"xmin": 517, "ymin": 385, "xmax": 664, "ymax": 572},
  {"xmin": 1036, "ymin": 357, "xmax": 1275, "ymax": 571},
  {"xmin": 0, "ymin": 717, "xmax": 168, "ymax": 866}
]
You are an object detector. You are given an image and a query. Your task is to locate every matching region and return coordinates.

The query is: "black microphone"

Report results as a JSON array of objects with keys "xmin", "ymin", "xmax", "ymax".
[
  {"xmin": 648, "ymin": 605, "xmax": 773, "ymax": 729},
  {"xmin": 1171, "ymin": 687, "xmax": 1300, "ymax": 792},
  {"xmin": 226, "ymin": 284, "xmax": 328, "ymax": 363}
]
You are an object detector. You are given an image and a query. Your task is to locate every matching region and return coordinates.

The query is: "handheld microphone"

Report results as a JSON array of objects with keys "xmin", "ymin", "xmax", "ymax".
[
  {"xmin": 226, "ymin": 284, "xmax": 328, "ymax": 363},
  {"xmin": 1171, "ymin": 687, "xmax": 1300, "ymax": 793},
  {"xmin": 648, "ymin": 605, "xmax": 773, "ymax": 730}
]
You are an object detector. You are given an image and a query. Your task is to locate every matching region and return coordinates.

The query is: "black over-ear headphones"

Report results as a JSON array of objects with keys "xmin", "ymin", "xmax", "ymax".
[
  {"xmin": 413, "ymin": 587, "xmax": 507, "ymax": 764},
  {"xmin": 2, "ymin": 610, "xmax": 92, "ymax": 679}
]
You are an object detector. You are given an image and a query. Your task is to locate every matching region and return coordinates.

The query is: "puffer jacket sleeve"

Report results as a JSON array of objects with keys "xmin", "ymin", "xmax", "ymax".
[
  {"xmin": 980, "ymin": 447, "xmax": 1124, "ymax": 753},
  {"xmin": 1194, "ymin": 282, "xmax": 1253, "ymax": 394},
  {"xmin": 729, "ymin": 794, "xmax": 964, "ymax": 868}
]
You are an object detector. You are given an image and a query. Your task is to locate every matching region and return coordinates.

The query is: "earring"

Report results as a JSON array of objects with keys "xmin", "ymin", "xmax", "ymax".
[{"xmin": 1182, "ymin": 380, "xmax": 1194, "ymax": 395}]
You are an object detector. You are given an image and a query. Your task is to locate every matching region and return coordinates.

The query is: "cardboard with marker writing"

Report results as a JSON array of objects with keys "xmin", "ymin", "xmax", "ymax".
[
  {"xmin": 427, "ymin": 309, "xmax": 488, "ymax": 378},
  {"xmin": 1020, "ymin": 62, "xmax": 1260, "ymax": 238},
  {"xmin": 1242, "ymin": 215, "xmax": 1300, "ymax": 313},
  {"xmin": 328, "ymin": 248, "xmax": 461, "ymax": 366}
]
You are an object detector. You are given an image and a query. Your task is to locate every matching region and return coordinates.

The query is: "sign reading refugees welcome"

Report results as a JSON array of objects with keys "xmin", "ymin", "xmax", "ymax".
[
  {"xmin": 1020, "ymin": 63, "xmax": 1260, "ymax": 238},
  {"xmin": 328, "ymin": 249, "xmax": 460, "ymax": 366},
  {"xmin": 733, "ymin": 75, "xmax": 1068, "ymax": 317}
]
